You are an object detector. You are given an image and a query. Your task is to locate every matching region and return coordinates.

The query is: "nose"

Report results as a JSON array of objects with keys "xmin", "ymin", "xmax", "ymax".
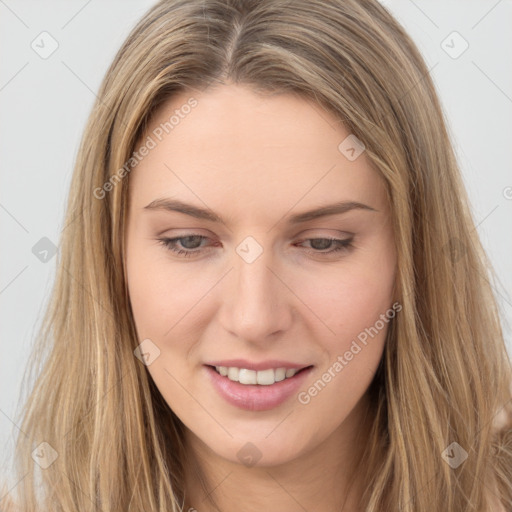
[{"xmin": 218, "ymin": 242, "xmax": 293, "ymax": 344}]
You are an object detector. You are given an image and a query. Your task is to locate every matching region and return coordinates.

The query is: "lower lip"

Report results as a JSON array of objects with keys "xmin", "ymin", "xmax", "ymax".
[{"xmin": 204, "ymin": 365, "xmax": 314, "ymax": 411}]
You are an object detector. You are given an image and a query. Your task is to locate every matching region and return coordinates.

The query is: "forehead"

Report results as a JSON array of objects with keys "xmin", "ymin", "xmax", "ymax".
[{"xmin": 128, "ymin": 84, "xmax": 388, "ymax": 219}]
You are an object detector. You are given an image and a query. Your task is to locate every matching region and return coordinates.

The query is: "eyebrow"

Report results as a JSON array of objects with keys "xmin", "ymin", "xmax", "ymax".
[{"xmin": 143, "ymin": 198, "xmax": 377, "ymax": 224}]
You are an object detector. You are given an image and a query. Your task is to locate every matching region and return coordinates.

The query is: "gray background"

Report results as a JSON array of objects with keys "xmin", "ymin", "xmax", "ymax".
[{"xmin": 1, "ymin": 0, "xmax": 511, "ymax": 489}]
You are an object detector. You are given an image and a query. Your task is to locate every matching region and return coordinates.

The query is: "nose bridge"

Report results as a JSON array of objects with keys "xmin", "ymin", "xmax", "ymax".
[{"xmin": 221, "ymin": 236, "xmax": 292, "ymax": 341}]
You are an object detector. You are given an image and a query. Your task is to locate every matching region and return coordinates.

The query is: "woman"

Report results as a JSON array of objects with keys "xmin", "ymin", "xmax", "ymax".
[{"xmin": 3, "ymin": 0, "xmax": 511, "ymax": 510}]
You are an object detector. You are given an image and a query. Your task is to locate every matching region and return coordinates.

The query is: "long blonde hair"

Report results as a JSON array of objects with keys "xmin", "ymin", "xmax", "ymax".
[{"xmin": 3, "ymin": 0, "xmax": 512, "ymax": 510}]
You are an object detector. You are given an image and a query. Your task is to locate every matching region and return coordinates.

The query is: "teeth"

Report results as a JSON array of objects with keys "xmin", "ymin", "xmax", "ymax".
[
  {"xmin": 214, "ymin": 366, "xmax": 301, "ymax": 385},
  {"xmin": 274, "ymin": 368, "xmax": 286, "ymax": 382},
  {"xmin": 239, "ymin": 369, "xmax": 257, "ymax": 384},
  {"xmin": 227, "ymin": 367, "xmax": 239, "ymax": 381}
]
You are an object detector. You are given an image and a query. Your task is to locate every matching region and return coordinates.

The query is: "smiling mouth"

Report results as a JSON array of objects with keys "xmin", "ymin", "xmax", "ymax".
[{"xmin": 206, "ymin": 364, "xmax": 313, "ymax": 386}]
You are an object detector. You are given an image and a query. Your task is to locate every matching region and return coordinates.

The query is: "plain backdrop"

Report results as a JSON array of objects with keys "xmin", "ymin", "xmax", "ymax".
[{"xmin": 1, "ymin": 0, "xmax": 511, "ymax": 489}]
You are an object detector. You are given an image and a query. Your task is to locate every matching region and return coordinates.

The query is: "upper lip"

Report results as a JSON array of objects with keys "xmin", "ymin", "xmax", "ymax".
[{"xmin": 204, "ymin": 359, "xmax": 313, "ymax": 371}]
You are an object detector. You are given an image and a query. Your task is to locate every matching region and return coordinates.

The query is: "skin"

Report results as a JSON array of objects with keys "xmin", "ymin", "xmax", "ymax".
[{"xmin": 124, "ymin": 83, "xmax": 397, "ymax": 512}]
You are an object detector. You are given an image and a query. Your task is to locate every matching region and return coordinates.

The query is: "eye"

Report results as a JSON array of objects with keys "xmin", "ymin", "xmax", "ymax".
[
  {"xmin": 295, "ymin": 237, "xmax": 354, "ymax": 256},
  {"xmin": 156, "ymin": 234, "xmax": 354, "ymax": 258},
  {"xmin": 157, "ymin": 235, "xmax": 211, "ymax": 258}
]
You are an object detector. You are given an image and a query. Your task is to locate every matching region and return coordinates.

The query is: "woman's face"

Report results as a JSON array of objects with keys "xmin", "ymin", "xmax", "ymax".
[{"xmin": 125, "ymin": 84, "xmax": 397, "ymax": 467}]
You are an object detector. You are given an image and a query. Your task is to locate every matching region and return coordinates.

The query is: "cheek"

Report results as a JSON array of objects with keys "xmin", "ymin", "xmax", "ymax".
[
  {"xmin": 301, "ymin": 253, "xmax": 396, "ymax": 347},
  {"xmin": 125, "ymin": 241, "xmax": 206, "ymax": 340},
  {"xmin": 125, "ymin": 246, "xmax": 204, "ymax": 412},
  {"xmin": 295, "ymin": 263, "xmax": 395, "ymax": 414}
]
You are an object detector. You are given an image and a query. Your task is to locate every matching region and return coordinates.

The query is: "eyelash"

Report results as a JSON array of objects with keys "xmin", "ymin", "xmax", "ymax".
[{"xmin": 156, "ymin": 234, "xmax": 354, "ymax": 258}]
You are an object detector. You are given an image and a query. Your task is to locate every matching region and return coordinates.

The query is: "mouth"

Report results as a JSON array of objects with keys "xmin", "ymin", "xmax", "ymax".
[
  {"xmin": 206, "ymin": 364, "xmax": 313, "ymax": 386},
  {"xmin": 204, "ymin": 364, "xmax": 315, "ymax": 411}
]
